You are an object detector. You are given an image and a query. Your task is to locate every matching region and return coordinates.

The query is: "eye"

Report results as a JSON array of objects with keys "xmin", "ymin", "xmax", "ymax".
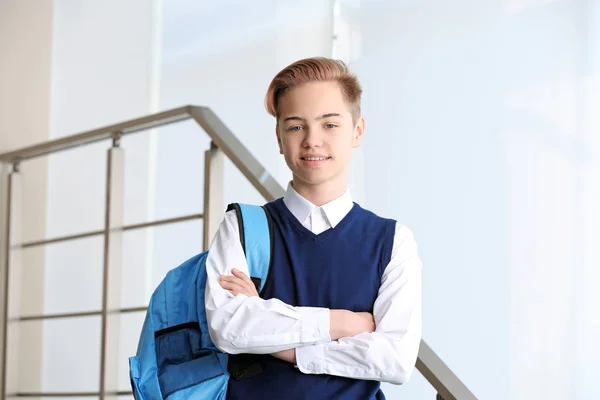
[
  {"xmin": 288, "ymin": 125, "xmax": 303, "ymax": 132},
  {"xmin": 325, "ymin": 123, "xmax": 337, "ymax": 129}
]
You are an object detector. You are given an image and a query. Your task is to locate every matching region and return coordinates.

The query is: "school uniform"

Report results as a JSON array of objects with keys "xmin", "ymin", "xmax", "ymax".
[{"xmin": 205, "ymin": 183, "xmax": 422, "ymax": 399}]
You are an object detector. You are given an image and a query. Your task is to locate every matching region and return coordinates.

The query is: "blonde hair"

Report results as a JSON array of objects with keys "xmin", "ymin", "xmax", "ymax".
[{"xmin": 265, "ymin": 57, "xmax": 362, "ymax": 121}]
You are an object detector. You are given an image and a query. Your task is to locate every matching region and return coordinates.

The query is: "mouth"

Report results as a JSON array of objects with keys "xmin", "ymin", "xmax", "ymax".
[
  {"xmin": 300, "ymin": 155, "xmax": 331, "ymax": 167},
  {"xmin": 300, "ymin": 156, "xmax": 331, "ymax": 161}
]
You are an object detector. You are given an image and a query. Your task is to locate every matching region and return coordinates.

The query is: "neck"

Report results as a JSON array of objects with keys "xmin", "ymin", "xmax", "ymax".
[{"xmin": 291, "ymin": 176, "xmax": 348, "ymax": 207}]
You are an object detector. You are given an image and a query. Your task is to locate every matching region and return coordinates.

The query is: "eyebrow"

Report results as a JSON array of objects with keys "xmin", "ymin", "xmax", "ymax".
[{"xmin": 282, "ymin": 113, "xmax": 341, "ymax": 123}]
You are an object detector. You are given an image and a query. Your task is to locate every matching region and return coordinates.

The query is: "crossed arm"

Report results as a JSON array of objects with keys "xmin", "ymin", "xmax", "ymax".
[
  {"xmin": 220, "ymin": 268, "xmax": 377, "ymax": 364},
  {"xmin": 204, "ymin": 210, "xmax": 422, "ymax": 384}
]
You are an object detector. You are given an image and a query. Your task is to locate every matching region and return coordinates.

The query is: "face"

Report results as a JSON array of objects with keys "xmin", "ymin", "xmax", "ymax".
[{"xmin": 276, "ymin": 81, "xmax": 364, "ymax": 193}]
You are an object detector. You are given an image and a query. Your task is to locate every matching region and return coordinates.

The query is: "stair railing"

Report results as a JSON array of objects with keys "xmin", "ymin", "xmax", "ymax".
[{"xmin": 0, "ymin": 105, "xmax": 477, "ymax": 399}]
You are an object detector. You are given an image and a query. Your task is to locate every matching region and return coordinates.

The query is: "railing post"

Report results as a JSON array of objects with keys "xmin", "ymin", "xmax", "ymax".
[
  {"xmin": 0, "ymin": 162, "xmax": 22, "ymax": 397},
  {"xmin": 99, "ymin": 136, "xmax": 124, "ymax": 399},
  {"xmin": 417, "ymin": 340, "xmax": 478, "ymax": 400},
  {"xmin": 203, "ymin": 141, "xmax": 224, "ymax": 251}
]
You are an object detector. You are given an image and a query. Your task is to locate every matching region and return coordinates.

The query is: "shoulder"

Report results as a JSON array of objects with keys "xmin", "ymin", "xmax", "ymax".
[
  {"xmin": 352, "ymin": 203, "xmax": 396, "ymax": 225},
  {"xmin": 263, "ymin": 197, "xmax": 283, "ymax": 213},
  {"xmin": 353, "ymin": 204, "xmax": 415, "ymax": 233},
  {"xmin": 352, "ymin": 204, "xmax": 399, "ymax": 244},
  {"xmin": 392, "ymin": 223, "xmax": 419, "ymax": 250},
  {"xmin": 219, "ymin": 201, "xmax": 276, "ymax": 235},
  {"xmin": 353, "ymin": 204, "xmax": 420, "ymax": 256},
  {"xmin": 223, "ymin": 208, "xmax": 240, "ymax": 225}
]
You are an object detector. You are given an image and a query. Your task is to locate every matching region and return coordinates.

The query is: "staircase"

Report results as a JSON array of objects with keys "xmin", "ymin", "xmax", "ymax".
[{"xmin": 0, "ymin": 105, "xmax": 478, "ymax": 399}]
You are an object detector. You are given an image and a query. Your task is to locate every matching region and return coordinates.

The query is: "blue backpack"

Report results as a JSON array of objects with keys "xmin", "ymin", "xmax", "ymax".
[{"xmin": 129, "ymin": 203, "xmax": 273, "ymax": 400}]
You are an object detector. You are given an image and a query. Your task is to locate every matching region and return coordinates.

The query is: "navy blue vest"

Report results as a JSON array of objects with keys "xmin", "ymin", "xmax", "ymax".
[{"xmin": 227, "ymin": 198, "xmax": 396, "ymax": 400}]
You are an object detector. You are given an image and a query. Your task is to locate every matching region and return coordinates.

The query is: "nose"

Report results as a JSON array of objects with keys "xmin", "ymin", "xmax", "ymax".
[{"xmin": 302, "ymin": 127, "xmax": 323, "ymax": 148}]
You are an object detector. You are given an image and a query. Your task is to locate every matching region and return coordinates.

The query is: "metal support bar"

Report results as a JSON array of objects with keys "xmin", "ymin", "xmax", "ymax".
[
  {"xmin": 203, "ymin": 142, "xmax": 224, "ymax": 251},
  {"xmin": 191, "ymin": 108, "xmax": 285, "ymax": 202},
  {"xmin": 0, "ymin": 163, "xmax": 22, "ymax": 397},
  {"xmin": 0, "ymin": 163, "xmax": 8, "ymax": 399},
  {"xmin": 10, "ymin": 390, "xmax": 132, "ymax": 397},
  {"xmin": 18, "ymin": 213, "xmax": 203, "ymax": 249},
  {"xmin": 16, "ymin": 306, "xmax": 148, "ymax": 322},
  {"xmin": 99, "ymin": 146, "xmax": 124, "ymax": 400},
  {"xmin": 13, "ymin": 392, "xmax": 99, "ymax": 397},
  {"xmin": 0, "ymin": 106, "xmax": 194, "ymax": 164},
  {"xmin": 123, "ymin": 213, "xmax": 203, "ymax": 232},
  {"xmin": 20, "ymin": 229, "xmax": 104, "ymax": 249},
  {"xmin": 417, "ymin": 341, "xmax": 478, "ymax": 400}
]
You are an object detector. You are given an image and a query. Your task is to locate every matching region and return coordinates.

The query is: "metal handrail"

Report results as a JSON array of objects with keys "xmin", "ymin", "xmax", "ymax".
[
  {"xmin": 0, "ymin": 105, "xmax": 477, "ymax": 399},
  {"xmin": 0, "ymin": 106, "xmax": 282, "ymax": 202},
  {"xmin": 18, "ymin": 213, "xmax": 203, "ymax": 249}
]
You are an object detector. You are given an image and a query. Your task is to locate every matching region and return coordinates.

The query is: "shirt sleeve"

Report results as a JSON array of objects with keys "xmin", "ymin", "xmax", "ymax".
[
  {"xmin": 205, "ymin": 210, "xmax": 332, "ymax": 355},
  {"xmin": 295, "ymin": 223, "xmax": 423, "ymax": 385}
]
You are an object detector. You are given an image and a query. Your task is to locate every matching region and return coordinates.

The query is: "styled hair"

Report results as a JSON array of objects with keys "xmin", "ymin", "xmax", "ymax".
[{"xmin": 265, "ymin": 57, "xmax": 362, "ymax": 121}]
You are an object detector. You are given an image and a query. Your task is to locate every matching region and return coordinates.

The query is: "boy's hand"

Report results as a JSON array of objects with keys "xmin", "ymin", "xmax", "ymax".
[
  {"xmin": 220, "ymin": 269, "xmax": 259, "ymax": 297},
  {"xmin": 354, "ymin": 311, "xmax": 376, "ymax": 334},
  {"xmin": 329, "ymin": 310, "xmax": 376, "ymax": 340},
  {"xmin": 271, "ymin": 348, "xmax": 296, "ymax": 364}
]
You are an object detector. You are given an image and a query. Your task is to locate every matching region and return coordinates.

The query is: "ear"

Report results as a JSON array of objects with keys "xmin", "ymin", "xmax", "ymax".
[
  {"xmin": 352, "ymin": 116, "xmax": 365, "ymax": 148},
  {"xmin": 276, "ymin": 124, "xmax": 283, "ymax": 154}
]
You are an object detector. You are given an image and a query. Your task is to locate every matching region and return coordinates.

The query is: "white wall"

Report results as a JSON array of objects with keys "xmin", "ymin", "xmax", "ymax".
[
  {"xmin": 342, "ymin": 0, "xmax": 600, "ymax": 399},
  {"xmin": 0, "ymin": 0, "xmax": 54, "ymax": 392},
  {"xmin": 4, "ymin": 0, "xmax": 599, "ymax": 399}
]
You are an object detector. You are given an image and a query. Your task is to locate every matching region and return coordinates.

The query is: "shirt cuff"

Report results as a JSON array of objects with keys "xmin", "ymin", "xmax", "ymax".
[
  {"xmin": 296, "ymin": 342, "xmax": 326, "ymax": 374},
  {"xmin": 297, "ymin": 307, "xmax": 331, "ymax": 344}
]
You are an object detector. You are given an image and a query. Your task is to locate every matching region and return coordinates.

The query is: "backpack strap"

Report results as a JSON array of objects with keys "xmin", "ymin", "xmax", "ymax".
[
  {"xmin": 226, "ymin": 203, "xmax": 273, "ymax": 294},
  {"xmin": 225, "ymin": 203, "xmax": 274, "ymax": 381}
]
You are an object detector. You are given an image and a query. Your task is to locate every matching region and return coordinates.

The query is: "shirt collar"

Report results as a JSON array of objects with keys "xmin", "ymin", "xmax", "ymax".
[{"xmin": 283, "ymin": 182, "xmax": 354, "ymax": 228}]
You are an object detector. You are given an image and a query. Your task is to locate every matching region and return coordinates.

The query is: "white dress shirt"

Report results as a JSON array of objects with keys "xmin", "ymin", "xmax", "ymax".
[{"xmin": 204, "ymin": 183, "xmax": 422, "ymax": 385}]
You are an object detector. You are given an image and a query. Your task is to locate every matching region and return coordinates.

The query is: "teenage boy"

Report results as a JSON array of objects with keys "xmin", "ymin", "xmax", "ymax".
[{"xmin": 205, "ymin": 57, "xmax": 422, "ymax": 400}]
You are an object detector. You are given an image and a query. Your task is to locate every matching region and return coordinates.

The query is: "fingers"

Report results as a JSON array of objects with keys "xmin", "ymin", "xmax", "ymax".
[
  {"xmin": 220, "ymin": 275, "xmax": 249, "ymax": 288},
  {"xmin": 220, "ymin": 271, "xmax": 258, "ymax": 297},
  {"xmin": 231, "ymin": 268, "xmax": 252, "ymax": 282},
  {"xmin": 353, "ymin": 312, "xmax": 376, "ymax": 334},
  {"xmin": 219, "ymin": 277, "xmax": 245, "ymax": 296}
]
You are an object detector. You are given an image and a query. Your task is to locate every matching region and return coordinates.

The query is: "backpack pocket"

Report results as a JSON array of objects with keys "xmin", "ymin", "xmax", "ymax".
[{"xmin": 155, "ymin": 322, "xmax": 226, "ymax": 398}]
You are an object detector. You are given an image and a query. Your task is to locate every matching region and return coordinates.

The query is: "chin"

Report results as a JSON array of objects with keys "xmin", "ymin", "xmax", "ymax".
[
  {"xmin": 295, "ymin": 174, "xmax": 335, "ymax": 187},
  {"xmin": 292, "ymin": 166, "xmax": 342, "ymax": 186}
]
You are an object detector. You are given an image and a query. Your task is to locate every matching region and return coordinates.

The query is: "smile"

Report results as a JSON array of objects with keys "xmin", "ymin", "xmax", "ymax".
[{"xmin": 301, "ymin": 156, "xmax": 331, "ymax": 161}]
